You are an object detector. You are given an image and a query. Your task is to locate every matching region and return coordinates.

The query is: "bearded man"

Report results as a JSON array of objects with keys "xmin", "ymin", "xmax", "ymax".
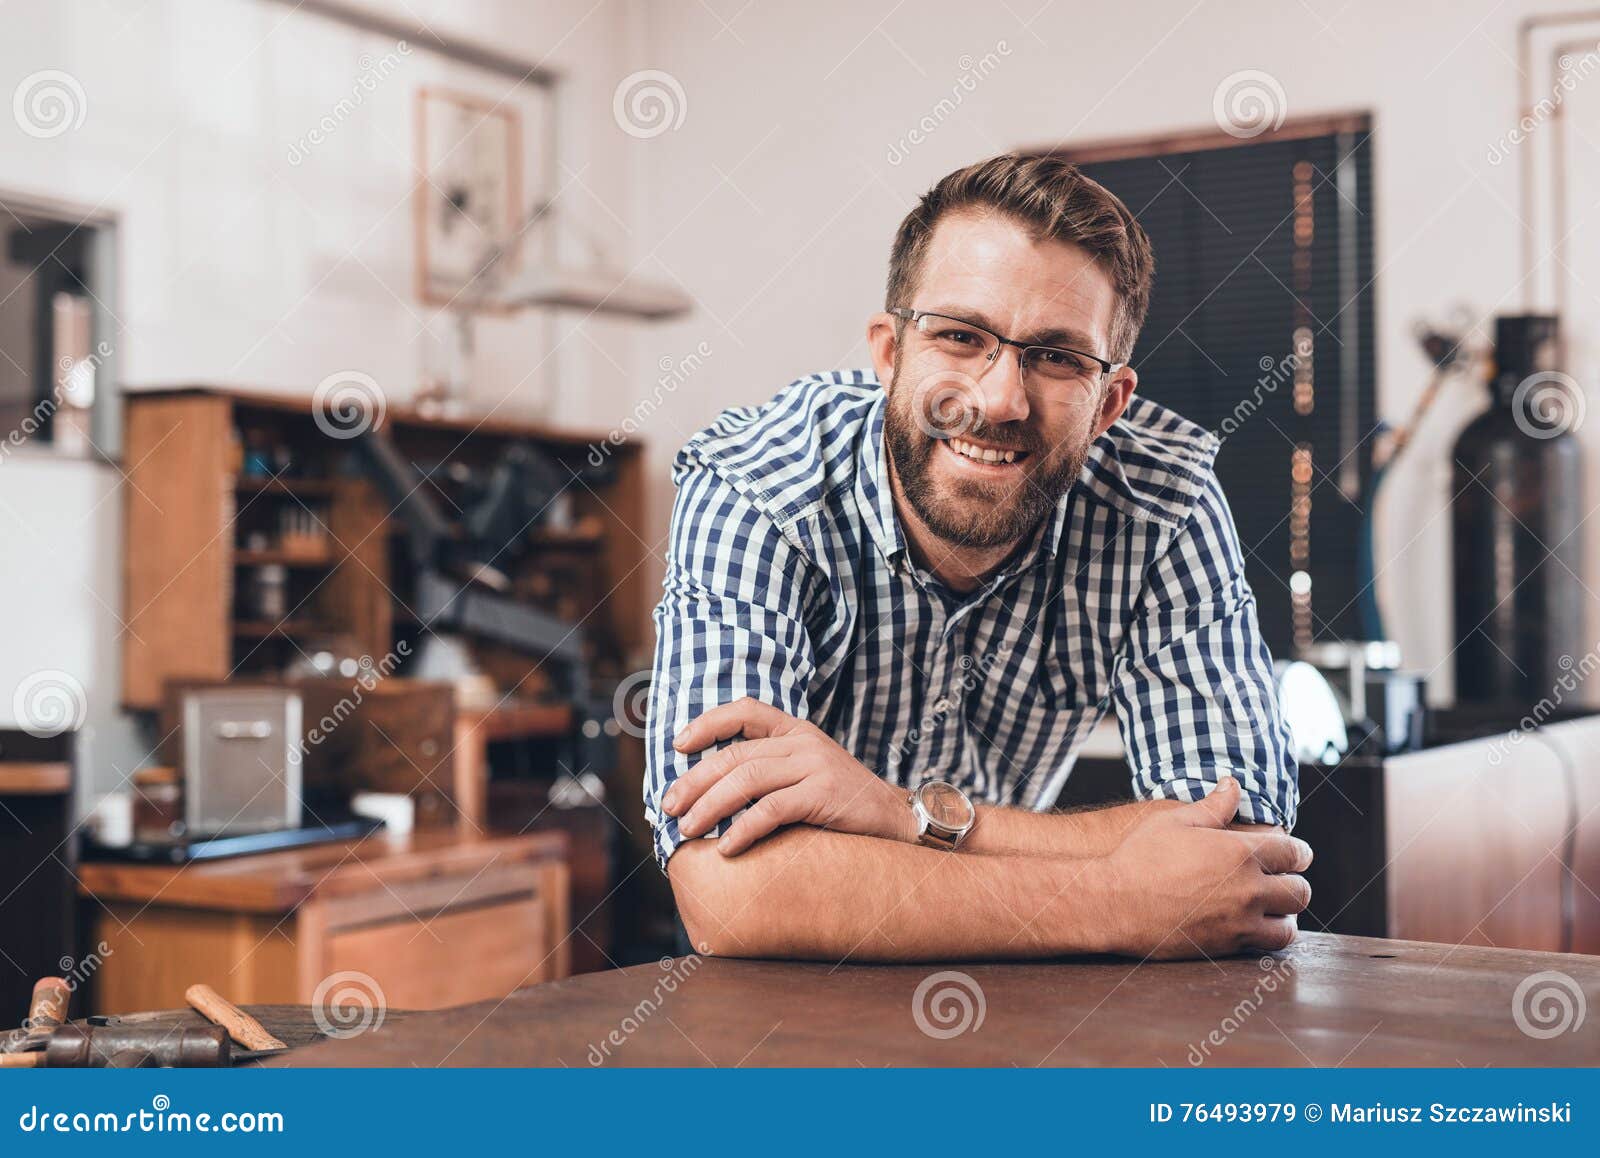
[{"xmin": 644, "ymin": 152, "xmax": 1311, "ymax": 962}]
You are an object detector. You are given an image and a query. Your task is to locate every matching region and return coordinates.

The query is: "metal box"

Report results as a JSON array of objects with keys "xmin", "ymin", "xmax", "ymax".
[{"xmin": 180, "ymin": 687, "xmax": 303, "ymax": 835}]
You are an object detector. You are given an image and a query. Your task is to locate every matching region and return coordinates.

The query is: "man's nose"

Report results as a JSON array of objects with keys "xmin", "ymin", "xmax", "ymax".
[{"xmin": 976, "ymin": 344, "xmax": 1030, "ymax": 425}]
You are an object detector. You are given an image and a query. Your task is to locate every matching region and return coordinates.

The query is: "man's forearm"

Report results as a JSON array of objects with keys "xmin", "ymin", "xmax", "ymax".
[
  {"xmin": 668, "ymin": 827, "xmax": 1116, "ymax": 962},
  {"xmin": 961, "ymin": 800, "xmax": 1285, "ymax": 859},
  {"xmin": 962, "ymin": 799, "xmax": 1182, "ymax": 859}
]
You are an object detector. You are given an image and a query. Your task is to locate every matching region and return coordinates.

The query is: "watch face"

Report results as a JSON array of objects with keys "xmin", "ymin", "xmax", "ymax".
[{"xmin": 919, "ymin": 781, "xmax": 973, "ymax": 829}]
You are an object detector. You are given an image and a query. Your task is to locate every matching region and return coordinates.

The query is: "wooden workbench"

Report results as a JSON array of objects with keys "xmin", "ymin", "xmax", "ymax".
[{"xmin": 261, "ymin": 932, "xmax": 1600, "ymax": 1067}]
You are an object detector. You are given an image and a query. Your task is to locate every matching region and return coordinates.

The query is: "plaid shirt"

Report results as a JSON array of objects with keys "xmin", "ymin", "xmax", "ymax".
[{"xmin": 645, "ymin": 370, "xmax": 1297, "ymax": 867}]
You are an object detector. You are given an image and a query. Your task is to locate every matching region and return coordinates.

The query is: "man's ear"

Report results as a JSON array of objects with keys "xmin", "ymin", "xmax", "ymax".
[
  {"xmin": 1093, "ymin": 364, "xmax": 1138, "ymax": 438},
  {"xmin": 867, "ymin": 312, "xmax": 898, "ymax": 385}
]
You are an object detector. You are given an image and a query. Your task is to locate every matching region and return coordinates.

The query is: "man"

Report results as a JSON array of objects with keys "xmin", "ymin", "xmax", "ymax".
[{"xmin": 645, "ymin": 153, "xmax": 1311, "ymax": 963}]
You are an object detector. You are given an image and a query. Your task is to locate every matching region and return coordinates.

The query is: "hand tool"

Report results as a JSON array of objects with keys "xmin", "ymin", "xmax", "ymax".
[
  {"xmin": 43, "ymin": 1023, "xmax": 231, "ymax": 1068},
  {"xmin": 0, "ymin": 977, "xmax": 71, "ymax": 1056},
  {"xmin": 184, "ymin": 984, "xmax": 288, "ymax": 1053}
]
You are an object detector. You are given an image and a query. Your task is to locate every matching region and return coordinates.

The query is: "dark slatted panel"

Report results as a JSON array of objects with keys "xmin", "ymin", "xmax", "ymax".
[{"xmin": 1080, "ymin": 132, "xmax": 1377, "ymax": 657}]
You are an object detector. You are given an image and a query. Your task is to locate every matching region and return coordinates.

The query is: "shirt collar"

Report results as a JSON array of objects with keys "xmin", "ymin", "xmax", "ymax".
[
  {"xmin": 856, "ymin": 389, "xmax": 1074, "ymax": 574},
  {"xmin": 856, "ymin": 393, "xmax": 908, "ymax": 567}
]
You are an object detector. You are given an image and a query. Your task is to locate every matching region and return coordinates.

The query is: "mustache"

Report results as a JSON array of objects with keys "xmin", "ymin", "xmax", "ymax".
[
  {"xmin": 893, "ymin": 361, "xmax": 1040, "ymax": 454},
  {"xmin": 932, "ymin": 420, "xmax": 1038, "ymax": 455}
]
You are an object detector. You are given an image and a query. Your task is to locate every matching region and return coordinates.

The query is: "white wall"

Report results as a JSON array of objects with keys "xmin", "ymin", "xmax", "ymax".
[
  {"xmin": 621, "ymin": 0, "xmax": 1600, "ymax": 704},
  {"xmin": 0, "ymin": 0, "xmax": 645, "ymax": 798},
  {"xmin": 0, "ymin": 0, "xmax": 640, "ymax": 422}
]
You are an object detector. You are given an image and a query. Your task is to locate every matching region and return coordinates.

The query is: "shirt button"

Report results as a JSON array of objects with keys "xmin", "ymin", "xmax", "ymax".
[{"xmin": 932, "ymin": 697, "xmax": 953, "ymax": 714}]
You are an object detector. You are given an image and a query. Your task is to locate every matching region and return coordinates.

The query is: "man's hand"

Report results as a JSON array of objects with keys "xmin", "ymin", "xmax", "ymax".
[
  {"xmin": 1095, "ymin": 776, "xmax": 1313, "ymax": 959},
  {"xmin": 663, "ymin": 698, "xmax": 914, "ymax": 855}
]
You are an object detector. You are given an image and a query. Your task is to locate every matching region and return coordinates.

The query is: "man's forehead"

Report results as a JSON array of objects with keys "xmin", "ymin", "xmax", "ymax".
[{"xmin": 915, "ymin": 211, "xmax": 1116, "ymax": 345}]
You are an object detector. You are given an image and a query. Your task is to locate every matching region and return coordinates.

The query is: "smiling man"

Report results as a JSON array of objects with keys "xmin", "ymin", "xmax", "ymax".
[{"xmin": 645, "ymin": 153, "xmax": 1310, "ymax": 963}]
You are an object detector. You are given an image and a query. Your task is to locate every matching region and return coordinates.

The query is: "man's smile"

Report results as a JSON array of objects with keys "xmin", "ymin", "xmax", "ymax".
[{"xmin": 941, "ymin": 435, "xmax": 1031, "ymax": 470}]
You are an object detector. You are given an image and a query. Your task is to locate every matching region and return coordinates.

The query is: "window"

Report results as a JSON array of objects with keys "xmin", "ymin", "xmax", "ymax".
[
  {"xmin": 1057, "ymin": 116, "xmax": 1376, "ymax": 657},
  {"xmin": 0, "ymin": 199, "xmax": 117, "ymax": 459}
]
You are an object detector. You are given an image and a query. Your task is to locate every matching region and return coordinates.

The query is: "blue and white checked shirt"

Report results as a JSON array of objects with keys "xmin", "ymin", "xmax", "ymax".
[{"xmin": 645, "ymin": 370, "xmax": 1297, "ymax": 867}]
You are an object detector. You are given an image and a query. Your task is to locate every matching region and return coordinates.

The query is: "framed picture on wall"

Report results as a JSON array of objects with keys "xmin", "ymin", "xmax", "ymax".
[{"xmin": 412, "ymin": 86, "xmax": 525, "ymax": 309}]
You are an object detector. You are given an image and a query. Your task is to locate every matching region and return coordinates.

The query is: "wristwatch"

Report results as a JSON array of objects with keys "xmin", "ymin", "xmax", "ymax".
[{"xmin": 909, "ymin": 780, "xmax": 976, "ymax": 851}]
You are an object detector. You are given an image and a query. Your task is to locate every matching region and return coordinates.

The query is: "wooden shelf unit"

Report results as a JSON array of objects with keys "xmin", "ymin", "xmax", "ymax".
[
  {"xmin": 121, "ymin": 386, "xmax": 652, "ymax": 972},
  {"xmin": 120, "ymin": 386, "xmax": 649, "ymax": 712}
]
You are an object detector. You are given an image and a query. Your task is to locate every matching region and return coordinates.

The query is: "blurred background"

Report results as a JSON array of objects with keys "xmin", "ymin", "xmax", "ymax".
[{"xmin": 2, "ymin": 0, "xmax": 1599, "ymax": 1021}]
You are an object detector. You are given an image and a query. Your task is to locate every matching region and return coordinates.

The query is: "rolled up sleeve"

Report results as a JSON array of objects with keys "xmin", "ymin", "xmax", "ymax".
[
  {"xmin": 645, "ymin": 463, "xmax": 819, "ymax": 867},
  {"xmin": 1109, "ymin": 472, "xmax": 1299, "ymax": 829}
]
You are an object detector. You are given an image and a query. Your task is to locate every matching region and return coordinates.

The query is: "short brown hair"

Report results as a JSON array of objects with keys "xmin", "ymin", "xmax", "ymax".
[{"xmin": 885, "ymin": 153, "xmax": 1155, "ymax": 363}]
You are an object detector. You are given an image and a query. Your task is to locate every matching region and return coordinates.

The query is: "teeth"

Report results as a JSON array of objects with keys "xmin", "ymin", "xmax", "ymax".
[{"xmin": 949, "ymin": 438, "xmax": 1018, "ymax": 465}]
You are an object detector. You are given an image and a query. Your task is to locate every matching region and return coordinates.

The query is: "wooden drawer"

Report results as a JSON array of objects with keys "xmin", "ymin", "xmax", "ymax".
[
  {"xmin": 300, "ymin": 855, "xmax": 567, "ymax": 1010},
  {"xmin": 79, "ymin": 831, "xmax": 570, "ymax": 1016},
  {"xmin": 324, "ymin": 897, "xmax": 553, "ymax": 1010}
]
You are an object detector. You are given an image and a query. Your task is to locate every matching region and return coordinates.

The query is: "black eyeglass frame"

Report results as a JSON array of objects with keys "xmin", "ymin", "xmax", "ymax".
[{"xmin": 889, "ymin": 307, "xmax": 1125, "ymax": 383}]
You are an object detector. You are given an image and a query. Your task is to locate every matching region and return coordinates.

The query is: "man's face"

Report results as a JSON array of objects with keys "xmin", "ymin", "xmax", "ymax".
[{"xmin": 876, "ymin": 211, "xmax": 1134, "ymax": 551}]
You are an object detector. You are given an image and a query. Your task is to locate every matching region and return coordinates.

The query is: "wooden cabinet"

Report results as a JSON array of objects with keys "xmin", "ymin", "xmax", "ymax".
[
  {"xmin": 78, "ymin": 831, "xmax": 570, "ymax": 1015},
  {"xmin": 118, "ymin": 385, "xmax": 656, "ymax": 965}
]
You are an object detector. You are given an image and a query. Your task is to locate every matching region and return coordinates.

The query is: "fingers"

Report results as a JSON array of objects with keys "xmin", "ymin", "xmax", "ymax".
[
  {"xmin": 718, "ymin": 787, "xmax": 812, "ymax": 856},
  {"xmin": 1228, "ymin": 827, "xmax": 1310, "ymax": 866},
  {"xmin": 661, "ymin": 739, "xmax": 769, "ymax": 816},
  {"xmin": 1255, "ymin": 872, "xmax": 1312, "ymax": 916},
  {"xmin": 679, "ymin": 758, "xmax": 803, "ymax": 838},
  {"xmin": 673, "ymin": 697, "xmax": 796, "ymax": 753},
  {"xmin": 1243, "ymin": 915, "xmax": 1299, "ymax": 953},
  {"xmin": 1183, "ymin": 775, "xmax": 1240, "ymax": 829},
  {"xmin": 1248, "ymin": 833, "xmax": 1314, "ymax": 874}
]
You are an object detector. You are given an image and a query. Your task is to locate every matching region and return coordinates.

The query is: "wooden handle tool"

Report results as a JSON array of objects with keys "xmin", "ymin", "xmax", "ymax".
[
  {"xmin": 0, "ymin": 1052, "xmax": 43, "ymax": 1068},
  {"xmin": 3, "ymin": 978, "xmax": 71, "ymax": 1053},
  {"xmin": 184, "ymin": 984, "xmax": 287, "ymax": 1053},
  {"xmin": 29, "ymin": 978, "xmax": 70, "ymax": 1035}
]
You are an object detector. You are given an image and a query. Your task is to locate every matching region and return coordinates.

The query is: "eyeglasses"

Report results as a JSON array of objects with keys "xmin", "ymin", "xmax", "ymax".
[{"xmin": 890, "ymin": 308, "xmax": 1123, "ymax": 402}]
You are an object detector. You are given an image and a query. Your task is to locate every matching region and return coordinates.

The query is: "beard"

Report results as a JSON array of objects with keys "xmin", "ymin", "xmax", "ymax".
[{"xmin": 882, "ymin": 360, "xmax": 1095, "ymax": 551}]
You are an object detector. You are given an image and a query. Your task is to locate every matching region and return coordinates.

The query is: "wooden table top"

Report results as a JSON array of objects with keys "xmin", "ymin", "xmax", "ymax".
[
  {"xmin": 266, "ymin": 932, "xmax": 1600, "ymax": 1067},
  {"xmin": 75, "ymin": 829, "xmax": 567, "ymax": 914}
]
